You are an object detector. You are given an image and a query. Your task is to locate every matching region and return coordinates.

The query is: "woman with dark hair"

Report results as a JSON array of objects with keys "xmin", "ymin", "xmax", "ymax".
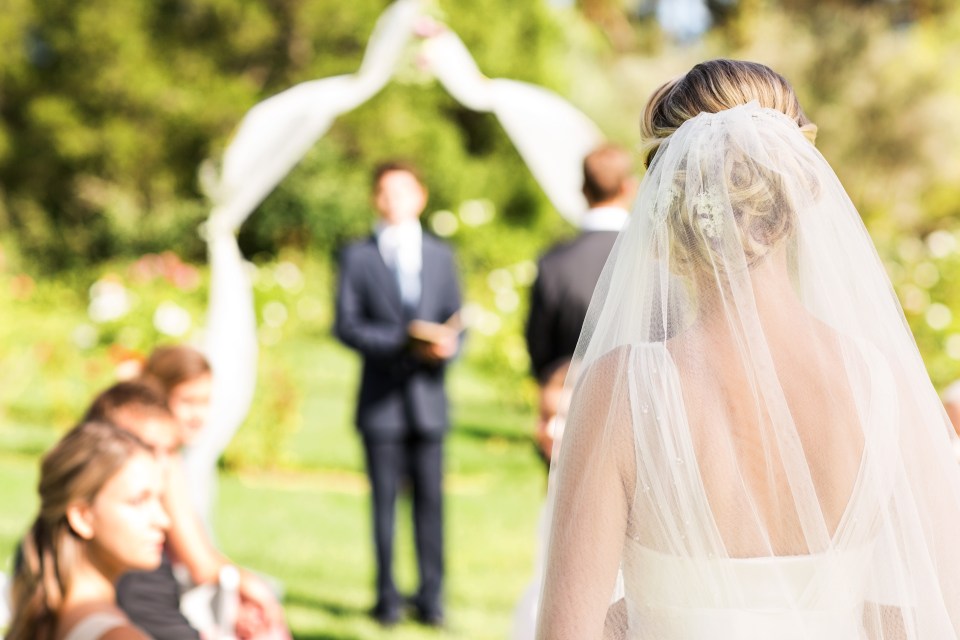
[
  {"xmin": 142, "ymin": 345, "xmax": 213, "ymax": 447},
  {"xmin": 136, "ymin": 346, "xmax": 290, "ymax": 640}
]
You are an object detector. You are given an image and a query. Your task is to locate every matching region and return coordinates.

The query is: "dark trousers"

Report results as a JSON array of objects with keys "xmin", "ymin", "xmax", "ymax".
[{"xmin": 362, "ymin": 433, "xmax": 444, "ymax": 616}]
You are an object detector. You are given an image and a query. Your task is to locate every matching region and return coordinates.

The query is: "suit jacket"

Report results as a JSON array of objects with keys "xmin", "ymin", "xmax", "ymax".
[
  {"xmin": 335, "ymin": 232, "xmax": 461, "ymax": 440},
  {"xmin": 525, "ymin": 229, "xmax": 619, "ymax": 382}
]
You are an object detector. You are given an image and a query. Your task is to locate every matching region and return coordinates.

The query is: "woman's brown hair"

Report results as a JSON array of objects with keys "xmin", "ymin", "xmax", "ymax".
[{"xmin": 142, "ymin": 345, "xmax": 212, "ymax": 394}]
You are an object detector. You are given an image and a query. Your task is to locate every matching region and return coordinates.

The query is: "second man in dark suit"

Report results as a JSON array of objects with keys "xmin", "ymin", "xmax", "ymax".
[
  {"xmin": 525, "ymin": 144, "xmax": 636, "ymax": 462},
  {"xmin": 334, "ymin": 161, "xmax": 461, "ymax": 627}
]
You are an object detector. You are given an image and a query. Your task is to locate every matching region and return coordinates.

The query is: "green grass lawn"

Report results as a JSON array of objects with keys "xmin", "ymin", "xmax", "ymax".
[{"xmin": 0, "ymin": 334, "xmax": 547, "ymax": 639}]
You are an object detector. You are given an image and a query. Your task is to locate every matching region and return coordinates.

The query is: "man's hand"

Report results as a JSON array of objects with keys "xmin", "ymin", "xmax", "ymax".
[
  {"xmin": 535, "ymin": 414, "xmax": 556, "ymax": 462},
  {"xmin": 536, "ymin": 362, "xmax": 570, "ymax": 462},
  {"xmin": 408, "ymin": 320, "xmax": 458, "ymax": 363}
]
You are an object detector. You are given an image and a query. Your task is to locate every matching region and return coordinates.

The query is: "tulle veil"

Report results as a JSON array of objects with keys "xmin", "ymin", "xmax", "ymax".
[{"xmin": 535, "ymin": 101, "xmax": 960, "ymax": 639}]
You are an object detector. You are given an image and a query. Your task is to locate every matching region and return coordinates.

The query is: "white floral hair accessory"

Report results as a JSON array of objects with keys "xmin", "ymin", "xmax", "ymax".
[
  {"xmin": 652, "ymin": 180, "xmax": 682, "ymax": 225},
  {"xmin": 694, "ymin": 186, "xmax": 725, "ymax": 239}
]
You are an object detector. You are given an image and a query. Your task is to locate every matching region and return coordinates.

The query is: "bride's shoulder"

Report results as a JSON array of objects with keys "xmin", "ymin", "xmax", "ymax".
[
  {"xmin": 580, "ymin": 342, "xmax": 670, "ymax": 378},
  {"xmin": 570, "ymin": 343, "xmax": 674, "ymax": 405},
  {"xmin": 629, "ymin": 341, "xmax": 671, "ymax": 361},
  {"xmin": 823, "ymin": 326, "xmax": 891, "ymax": 377}
]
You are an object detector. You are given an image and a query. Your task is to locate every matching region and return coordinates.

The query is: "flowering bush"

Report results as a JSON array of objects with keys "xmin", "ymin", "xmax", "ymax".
[
  {"xmin": 0, "ymin": 247, "xmax": 329, "ymax": 469},
  {"xmin": 2, "ymin": 214, "xmax": 556, "ymax": 464}
]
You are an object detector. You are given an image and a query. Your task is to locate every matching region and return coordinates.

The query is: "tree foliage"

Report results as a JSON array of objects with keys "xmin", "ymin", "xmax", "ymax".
[
  {"xmin": 0, "ymin": 0, "xmax": 570, "ymax": 270},
  {"xmin": 5, "ymin": 0, "xmax": 960, "ymax": 387},
  {"xmin": 568, "ymin": 0, "xmax": 960, "ymax": 386}
]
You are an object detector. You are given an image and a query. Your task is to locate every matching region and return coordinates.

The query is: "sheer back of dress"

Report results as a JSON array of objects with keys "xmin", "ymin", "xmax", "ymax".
[{"xmin": 536, "ymin": 102, "xmax": 960, "ymax": 640}]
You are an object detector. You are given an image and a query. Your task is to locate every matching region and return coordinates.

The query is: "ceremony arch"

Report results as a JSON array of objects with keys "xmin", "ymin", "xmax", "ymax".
[{"xmin": 185, "ymin": 0, "xmax": 604, "ymax": 521}]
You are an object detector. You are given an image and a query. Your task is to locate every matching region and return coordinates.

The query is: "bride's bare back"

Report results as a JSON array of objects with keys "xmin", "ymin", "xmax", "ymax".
[{"xmin": 670, "ymin": 311, "xmax": 866, "ymax": 557}]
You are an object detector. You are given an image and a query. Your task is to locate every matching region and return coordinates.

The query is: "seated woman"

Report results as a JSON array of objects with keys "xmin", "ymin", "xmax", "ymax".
[
  {"xmin": 143, "ymin": 346, "xmax": 289, "ymax": 640},
  {"xmin": 141, "ymin": 345, "xmax": 213, "ymax": 449},
  {"xmin": 84, "ymin": 381, "xmax": 201, "ymax": 640},
  {"xmin": 95, "ymin": 348, "xmax": 289, "ymax": 640},
  {"xmin": 7, "ymin": 421, "xmax": 168, "ymax": 640}
]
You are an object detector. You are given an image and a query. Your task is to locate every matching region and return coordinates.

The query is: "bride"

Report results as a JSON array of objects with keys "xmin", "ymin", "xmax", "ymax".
[{"xmin": 536, "ymin": 59, "xmax": 960, "ymax": 639}]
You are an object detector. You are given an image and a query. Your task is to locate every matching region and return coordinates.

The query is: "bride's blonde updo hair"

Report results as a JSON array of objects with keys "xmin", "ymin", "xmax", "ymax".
[
  {"xmin": 641, "ymin": 60, "xmax": 818, "ymax": 277},
  {"xmin": 641, "ymin": 59, "xmax": 814, "ymax": 168}
]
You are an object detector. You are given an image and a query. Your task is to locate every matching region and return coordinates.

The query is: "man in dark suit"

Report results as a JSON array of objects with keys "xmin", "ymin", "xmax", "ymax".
[
  {"xmin": 525, "ymin": 144, "xmax": 636, "ymax": 462},
  {"xmin": 334, "ymin": 161, "xmax": 461, "ymax": 627}
]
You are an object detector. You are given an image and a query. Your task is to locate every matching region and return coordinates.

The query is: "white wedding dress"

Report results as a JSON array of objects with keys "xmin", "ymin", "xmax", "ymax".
[
  {"xmin": 623, "ymin": 543, "xmax": 874, "ymax": 639},
  {"xmin": 619, "ymin": 342, "xmax": 896, "ymax": 640}
]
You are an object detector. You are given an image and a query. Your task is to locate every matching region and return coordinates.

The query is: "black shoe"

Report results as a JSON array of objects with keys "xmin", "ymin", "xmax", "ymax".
[
  {"xmin": 414, "ymin": 608, "xmax": 445, "ymax": 628},
  {"xmin": 370, "ymin": 604, "xmax": 402, "ymax": 627}
]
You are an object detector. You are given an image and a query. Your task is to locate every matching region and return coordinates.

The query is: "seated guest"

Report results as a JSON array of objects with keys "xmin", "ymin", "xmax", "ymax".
[
  {"xmin": 144, "ymin": 345, "xmax": 289, "ymax": 639},
  {"xmin": 141, "ymin": 345, "xmax": 213, "ymax": 447},
  {"xmin": 141, "ymin": 345, "xmax": 217, "ymax": 528},
  {"xmin": 86, "ymin": 380, "xmax": 288, "ymax": 640},
  {"xmin": 84, "ymin": 382, "xmax": 199, "ymax": 639},
  {"xmin": 8, "ymin": 421, "xmax": 168, "ymax": 640}
]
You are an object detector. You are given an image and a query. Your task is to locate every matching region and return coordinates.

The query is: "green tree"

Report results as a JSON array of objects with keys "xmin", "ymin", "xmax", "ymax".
[{"xmin": 0, "ymin": 0, "xmax": 576, "ymax": 270}]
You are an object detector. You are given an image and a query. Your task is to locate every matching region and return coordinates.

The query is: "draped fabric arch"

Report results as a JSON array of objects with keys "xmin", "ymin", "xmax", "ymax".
[{"xmin": 184, "ymin": 0, "xmax": 604, "ymax": 524}]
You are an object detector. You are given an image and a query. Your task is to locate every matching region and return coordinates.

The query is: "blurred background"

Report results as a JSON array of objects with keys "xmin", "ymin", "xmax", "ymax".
[{"xmin": 3, "ymin": 0, "xmax": 960, "ymax": 638}]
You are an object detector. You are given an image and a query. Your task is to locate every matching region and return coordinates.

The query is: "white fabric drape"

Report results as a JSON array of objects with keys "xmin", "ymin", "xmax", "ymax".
[
  {"xmin": 188, "ymin": 0, "xmax": 419, "ymax": 523},
  {"xmin": 193, "ymin": 0, "xmax": 603, "ymax": 523},
  {"xmin": 422, "ymin": 29, "xmax": 603, "ymax": 223}
]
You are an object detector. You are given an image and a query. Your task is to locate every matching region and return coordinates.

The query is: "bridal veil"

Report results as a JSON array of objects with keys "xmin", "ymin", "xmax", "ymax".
[{"xmin": 536, "ymin": 62, "xmax": 960, "ymax": 639}]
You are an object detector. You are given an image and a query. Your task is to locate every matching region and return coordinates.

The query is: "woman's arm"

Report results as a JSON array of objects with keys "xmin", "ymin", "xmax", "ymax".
[
  {"xmin": 163, "ymin": 456, "xmax": 285, "ymax": 630},
  {"xmin": 163, "ymin": 455, "xmax": 227, "ymax": 585}
]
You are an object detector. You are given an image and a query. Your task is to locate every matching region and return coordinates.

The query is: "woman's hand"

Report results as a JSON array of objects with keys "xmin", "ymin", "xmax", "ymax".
[{"xmin": 236, "ymin": 571, "xmax": 285, "ymax": 637}]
